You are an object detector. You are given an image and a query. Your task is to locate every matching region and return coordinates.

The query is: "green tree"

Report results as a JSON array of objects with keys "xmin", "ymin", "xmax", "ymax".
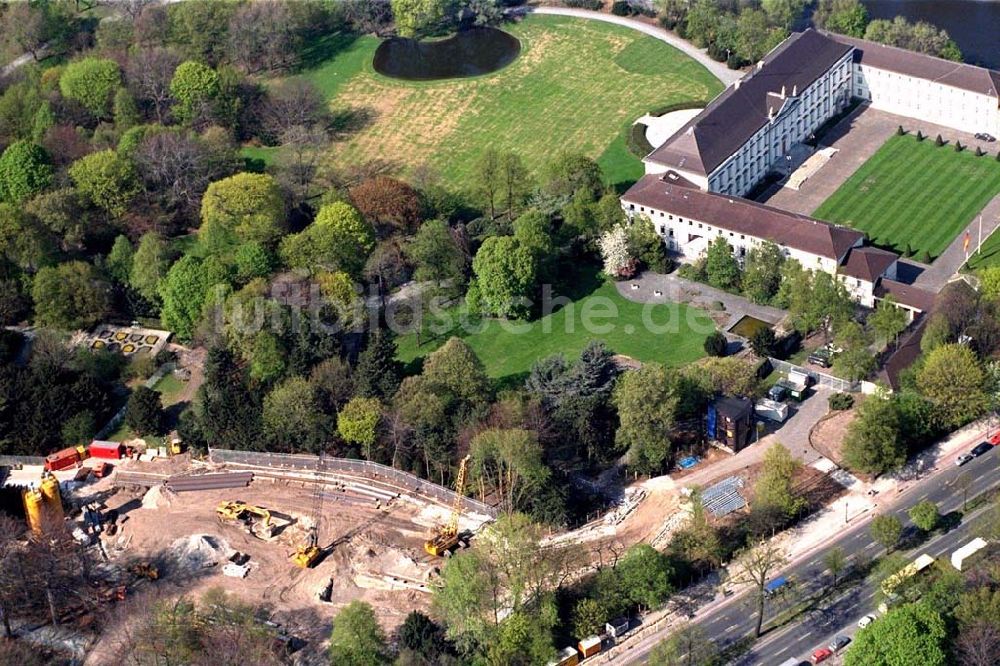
[
  {"xmin": 824, "ymin": 546, "xmax": 847, "ymax": 587},
  {"xmin": 908, "ymin": 499, "xmax": 939, "ymax": 532},
  {"xmin": 409, "ymin": 218, "xmax": 466, "ymax": 286},
  {"xmin": 124, "ymin": 385, "xmax": 164, "ymax": 436},
  {"xmin": 730, "ymin": 539, "xmax": 787, "ymax": 637},
  {"xmin": 169, "ymin": 60, "xmax": 220, "ymax": 124},
  {"xmin": 471, "ymin": 235, "xmax": 537, "ymax": 318},
  {"xmin": 398, "ymin": 611, "xmax": 449, "ymax": 662},
  {"xmin": 469, "ymin": 428, "xmax": 549, "ymax": 515},
  {"xmin": 704, "ymin": 236, "xmax": 740, "ymax": 291},
  {"xmin": 703, "ymin": 330, "xmax": 728, "ymax": 357},
  {"xmin": 742, "ymin": 241, "xmax": 784, "ymax": 304},
  {"xmin": 844, "ymin": 601, "xmax": 947, "ymax": 666},
  {"xmin": 0, "ymin": 141, "xmax": 52, "ymax": 203},
  {"xmin": 833, "ymin": 320, "xmax": 876, "ymax": 382},
  {"xmin": 749, "ymin": 327, "xmax": 777, "ymax": 357},
  {"xmin": 917, "ymin": 343, "xmax": 988, "ymax": 429},
  {"xmin": 159, "ymin": 256, "xmax": 213, "ymax": 340},
  {"xmin": 868, "ymin": 296, "xmax": 908, "ymax": 346},
  {"xmin": 68, "ymin": 150, "xmax": 141, "ymax": 217},
  {"xmin": 421, "ymin": 336, "xmax": 492, "ymax": 408},
  {"xmin": 263, "ymin": 376, "xmax": 325, "ymax": 452},
  {"xmin": 572, "ymin": 598, "xmax": 605, "ymax": 639},
  {"xmin": 391, "ymin": 0, "xmax": 449, "ymax": 37},
  {"xmin": 614, "ymin": 364, "xmax": 680, "ymax": 474},
  {"xmin": 59, "ymin": 57, "xmax": 120, "ymax": 119},
  {"xmin": 753, "ymin": 443, "xmax": 806, "ymax": 523},
  {"xmin": 249, "ymin": 331, "xmax": 286, "ymax": 384},
  {"xmin": 649, "ymin": 622, "xmax": 720, "ymax": 666},
  {"xmin": 31, "ymin": 261, "xmax": 110, "ymax": 329},
  {"xmin": 201, "ymin": 173, "xmax": 286, "ymax": 251},
  {"xmin": 543, "ymin": 152, "xmax": 603, "ymax": 201},
  {"xmin": 354, "ymin": 329, "xmax": 403, "ymax": 401},
  {"xmin": 842, "ymin": 396, "xmax": 905, "ymax": 475},
  {"xmin": 279, "ymin": 201, "xmax": 375, "ymax": 278},
  {"xmin": 232, "ymin": 241, "xmax": 274, "ymax": 283},
  {"xmin": 328, "ymin": 600, "xmax": 388, "ymax": 666},
  {"xmin": 130, "ymin": 232, "xmax": 170, "ymax": 305},
  {"xmin": 0, "ymin": 203, "xmax": 54, "ymax": 272},
  {"xmin": 337, "ymin": 397, "xmax": 382, "ymax": 460},
  {"xmin": 618, "ymin": 543, "xmax": 674, "ymax": 612},
  {"xmin": 106, "ymin": 235, "xmax": 134, "ymax": 284},
  {"xmin": 814, "ymin": 0, "xmax": 869, "ymax": 38},
  {"xmin": 627, "ymin": 216, "xmax": 668, "ymax": 272},
  {"xmin": 870, "ymin": 514, "xmax": 903, "ymax": 554},
  {"xmin": 113, "ymin": 87, "xmax": 140, "ymax": 130}
]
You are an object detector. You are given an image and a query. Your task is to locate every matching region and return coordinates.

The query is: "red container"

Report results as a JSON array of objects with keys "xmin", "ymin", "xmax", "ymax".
[
  {"xmin": 45, "ymin": 447, "xmax": 82, "ymax": 471},
  {"xmin": 88, "ymin": 440, "xmax": 125, "ymax": 460}
]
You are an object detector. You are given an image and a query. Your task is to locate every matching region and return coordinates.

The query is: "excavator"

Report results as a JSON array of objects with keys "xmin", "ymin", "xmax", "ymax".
[
  {"xmin": 216, "ymin": 501, "xmax": 274, "ymax": 539},
  {"xmin": 424, "ymin": 455, "xmax": 470, "ymax": 557},
  {"xmin": 291, "ymin": 453, "xmax": 326, "ymax": 568}
]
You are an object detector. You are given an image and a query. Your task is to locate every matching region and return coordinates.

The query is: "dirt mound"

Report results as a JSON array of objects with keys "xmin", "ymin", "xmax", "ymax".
[
  {"xmin": 141, "ymin": 484, "xmax": 177, "ymax": 509},
  {"xmin": 168, "ymin": 534, "xmax": 232, "ymax": 572}
]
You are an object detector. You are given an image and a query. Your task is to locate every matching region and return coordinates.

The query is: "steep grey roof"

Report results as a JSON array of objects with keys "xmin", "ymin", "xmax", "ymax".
[
  {"xmin": 826, "ymin": 31, "xmax": 1000, "ymax": 99},
  {"xmin": 622, "ymin": 173, "xmax": 863, "ymax": 261},
  {"xmin": 646, "ymin": 30, "xmax": 853, "ymax": 176},
  {"xmin": 839, "ymin": 246, "xmax": 899, "ymax": 283}
]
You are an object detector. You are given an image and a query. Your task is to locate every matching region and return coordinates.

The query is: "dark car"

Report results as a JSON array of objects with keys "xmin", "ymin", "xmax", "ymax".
[
  {"xmin": 807, "ymin": 349, "xmax": 833, "ymax": 368},
  {"xmin": 828, "ymin": 635, "xmax": 851, "ymax": 652},
  {"xmin": 971, "ymin": 441, "xmax": 993, "ymax": 457},
  {"xmin": 975, "ymin": 132, "xmax": 997, "ymax": 142}
]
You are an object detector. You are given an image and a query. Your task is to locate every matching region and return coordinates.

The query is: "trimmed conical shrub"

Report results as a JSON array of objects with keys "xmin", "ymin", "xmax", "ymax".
[{"xmin": 935, "ymin": 134, "xmax": 944, "ymax": 146}]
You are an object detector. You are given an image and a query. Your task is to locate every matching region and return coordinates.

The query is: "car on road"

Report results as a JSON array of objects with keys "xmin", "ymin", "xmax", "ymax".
[
  {"xmin": 858, "ymin": 614, "xmax": 876, "ymax": 628},
  {"xmin": 828, "ymin": 635, "xmax": 851, "ymax": 652},
  {"xmin": 811, "ymin": 647, "xmax": 833, "ymax": 663},
  {"xmin": 971, "ymin": 441, "xmax": 993, "ymax": 457},
  {"xmin": 989, "ymin": 431, "xmax": 1000, "ymax": 446},
  {"xmin": 975, "ymin": 132, "xmax": 996, "ymax": 142},
  {"xmin": 957, "ymin": 453, "xmax": 975, "ymax": 466}
]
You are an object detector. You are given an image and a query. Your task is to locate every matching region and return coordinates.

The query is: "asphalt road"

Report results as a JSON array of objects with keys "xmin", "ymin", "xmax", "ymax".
[{"xmin": 622, "ymin": 446, "xmax": 1000, "ymax": 665}]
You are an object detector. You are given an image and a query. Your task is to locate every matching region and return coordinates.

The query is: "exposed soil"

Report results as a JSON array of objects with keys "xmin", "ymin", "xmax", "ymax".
[{"xmin": 810, "ymin": 406, "xmax": 860, "ymax": 467}]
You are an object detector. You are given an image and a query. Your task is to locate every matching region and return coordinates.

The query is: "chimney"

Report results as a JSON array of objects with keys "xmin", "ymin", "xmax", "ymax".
[
  {"xmin": 792, "ymin": 84, "xmax": 798, "ymax": 96},
  {"xmin": 781, "ymin": 85, "xmax": 786, "ymax": 98},
  {"xmin": 768, "ymin": 106, "xmax": 774, "ymax": 120}
]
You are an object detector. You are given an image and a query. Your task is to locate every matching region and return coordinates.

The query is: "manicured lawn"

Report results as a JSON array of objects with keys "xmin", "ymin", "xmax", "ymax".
[
  {"xmin": 152, "ymin": 373, "xmax": 187, "ymax": 406},
  {"xmin": 812, "ymin": 134, "xmax": 1000, "ymax": 260},
  {"xmin": 290, "ymin": 15, "xmax": 721, "ymax": 191},
  {"xmin": 396, "ymin": 275, "xmax": 713, "ymax": 384}
]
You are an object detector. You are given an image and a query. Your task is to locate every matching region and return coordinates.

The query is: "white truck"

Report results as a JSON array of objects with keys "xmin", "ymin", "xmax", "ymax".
[{"xmin": 755, "ymin": 398, "xmax": 789, "ymax": 423}]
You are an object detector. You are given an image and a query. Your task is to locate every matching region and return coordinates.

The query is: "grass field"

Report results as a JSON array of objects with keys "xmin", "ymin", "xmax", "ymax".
[
  {"xmin": 966, "ymin": 231, "xmax": 1000, "ymax": 270},
  {"xmin": 287, "ymin": 15, "xmax": 721, "ymax": 190},
  {"xmin": 396, "ymin": 271, "xmax": 713, "ymax": 384},
  {"xmin": 812, "ymin": 134, "xmax": 1000, "ymax": 260}
]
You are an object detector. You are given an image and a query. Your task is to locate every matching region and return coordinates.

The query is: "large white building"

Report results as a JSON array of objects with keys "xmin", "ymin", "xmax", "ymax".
[{"xmin": 622, "ymin": 28, "xmax": 1000, "ymax": 312}]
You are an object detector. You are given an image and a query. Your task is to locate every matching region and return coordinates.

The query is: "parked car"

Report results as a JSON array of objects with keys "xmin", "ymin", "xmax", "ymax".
[
  {"xmin": 858, "ymin": 614, "xmax": 876, "ymax": 628},
  {"xmin": 988, "ymin": 431, "xmax": 1000, "ymax": 446},
  {"xmin": 807, "ymin": 349, "xmax": 833, "ymax": 368},
  {"xmin": 811, "ymin": 647, "xmax": 833, "ymax": 663},
  {"xmin": 957, "ymin": 453, "xmax": 975, "ymax": 466},
  {"xmin": 828, "ymin": 635, "xmax": 851, "ymax": 652},
  {"xmin": 975, "ymin": 132, "xmax": 996, "ymax": 142},
  {"xmin": 971, "ymin": 441, "xmax": 993, "ymax": 457}
]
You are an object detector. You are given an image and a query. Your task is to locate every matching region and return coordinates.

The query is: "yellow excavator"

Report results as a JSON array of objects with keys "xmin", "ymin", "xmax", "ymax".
[
  {"xmin": 425, "ymin": 455, "xmax": 470, "ymax": 557},
  {"xmin": 216, "ymin": 501, "xmax": 274, "ymax": 539},
  {"xmin": 291, "ymin": 453, "xmax": 326, "ymax": 568}
]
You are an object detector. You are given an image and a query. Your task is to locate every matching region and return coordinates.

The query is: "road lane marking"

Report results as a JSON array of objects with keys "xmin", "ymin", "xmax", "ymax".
[{"xmin": 725, "ymin": 624, "xmax": 738, "ymax": 633}]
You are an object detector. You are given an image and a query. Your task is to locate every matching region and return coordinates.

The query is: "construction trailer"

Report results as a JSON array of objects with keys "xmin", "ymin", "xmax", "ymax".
[
  {"xmin": 45, "ymin": 445, "xmax": 88, "ymax": 471},
  {"xmin": 754, "ymin": 398, "xmax": 789, "ymax": 423},
  {"xmin": 546, "ymin": 646, "xmax": 580, "ymax": 666},
  {"xmin": 578, "ymin": 636, "xmax": 602, "ymax": 659},
  {"xmin": 88, "ymin": 441, "xmax": 127, "ymax": 460},
  {"xmin": 952, "ymin": 538, "xmax": 989, "ymax": 571},
  {"xmin": 605, "ymin": 616, "xmax": 629, "ymax": 640},
  {"xmin": 425, "ymin": 455, "xmax": 470, "ymax": 557}
]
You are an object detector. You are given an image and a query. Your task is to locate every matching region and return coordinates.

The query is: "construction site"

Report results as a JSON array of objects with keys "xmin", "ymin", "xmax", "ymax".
[{"xmin": 0, "ymin": 444, "xmax": 497, "ymax": 663}]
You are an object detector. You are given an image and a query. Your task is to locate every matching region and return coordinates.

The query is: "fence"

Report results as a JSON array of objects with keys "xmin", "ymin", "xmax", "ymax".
[
  {"xmin": 0, "ymin": 454, "xmax": 45, "ymax": 467},
  {"xmin": 208, "ymin": 448, "xmax": 498, "ymax": 518},
  {"xmin": 768, "ymin": 357, "xmax": 860, "ymax": 393}
]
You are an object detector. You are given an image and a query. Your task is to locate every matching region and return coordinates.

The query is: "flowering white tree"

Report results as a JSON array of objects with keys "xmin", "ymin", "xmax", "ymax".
[{"xmin": 599, "ymin": 224, "xmax": 636, "ymax": 279}]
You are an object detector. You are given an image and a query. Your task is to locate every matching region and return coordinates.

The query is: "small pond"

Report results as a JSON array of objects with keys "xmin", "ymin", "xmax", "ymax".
[
  {"xmin": 728, "ymin": 315, "xmax": 772, "ymax": 339},
  {"xmin": 373, "ymin": 27, "xmax": 521, "ymax": 81}
]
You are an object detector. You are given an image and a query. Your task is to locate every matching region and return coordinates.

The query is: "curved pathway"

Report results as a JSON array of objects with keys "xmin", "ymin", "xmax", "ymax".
[{"xmin": 524, "ymin": 6, "xmax": 743, "ymax": 86}]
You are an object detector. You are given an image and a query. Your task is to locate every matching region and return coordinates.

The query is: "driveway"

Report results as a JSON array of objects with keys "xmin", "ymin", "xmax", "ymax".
[{"xmin": 523, "ymin": 6, "xmax": 742, "ymax": 86}]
